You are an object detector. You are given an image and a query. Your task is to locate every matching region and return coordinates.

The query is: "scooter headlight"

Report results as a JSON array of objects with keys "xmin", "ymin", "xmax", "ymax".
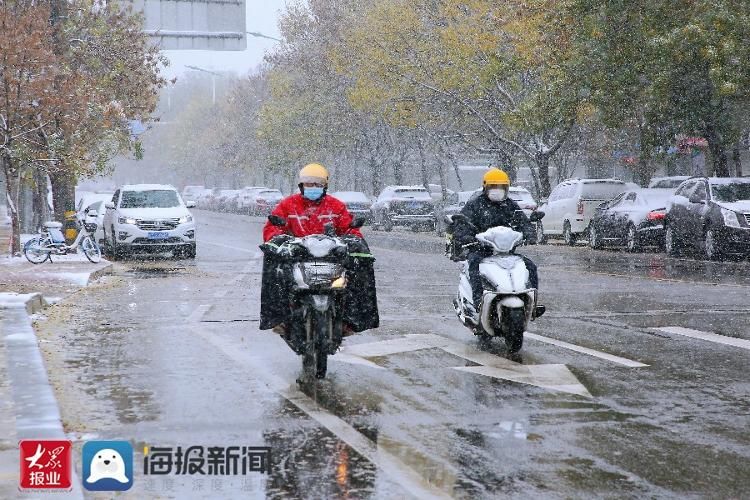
[{"xmin": 296, "ymin": 262, "xmax": 344, "ymax": 287}]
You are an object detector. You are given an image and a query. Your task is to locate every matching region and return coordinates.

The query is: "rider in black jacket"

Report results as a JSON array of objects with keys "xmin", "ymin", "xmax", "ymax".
[{"xmin": 451, "ymin": 168, "xmax": 542, "ymax": 318}]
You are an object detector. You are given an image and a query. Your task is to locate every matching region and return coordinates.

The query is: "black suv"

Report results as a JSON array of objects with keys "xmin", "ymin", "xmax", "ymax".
[{"xmin": 664, "ymin": 176, "xmax": 750, "ymax": 260}]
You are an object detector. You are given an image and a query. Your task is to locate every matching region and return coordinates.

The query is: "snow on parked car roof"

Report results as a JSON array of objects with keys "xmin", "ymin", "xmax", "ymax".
[
  {"xmin": 331, "ymin": 191, "xmax": 370, "ymax": 203},
  {"xmin": 121, "ymin": 184, "xmax": 178, "ymax": 191},
  {"xmin": 707, "ymin": 177, "xmax": 750, "ymax": 185}
]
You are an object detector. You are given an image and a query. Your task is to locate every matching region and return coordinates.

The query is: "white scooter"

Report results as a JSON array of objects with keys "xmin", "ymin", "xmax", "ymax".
[{"xmin": 448, "ymin": 212, "xmax": 545, "ymax": 353}]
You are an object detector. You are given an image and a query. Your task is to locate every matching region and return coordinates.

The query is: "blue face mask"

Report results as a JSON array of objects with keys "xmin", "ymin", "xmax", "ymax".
[{"xmin": 303, "ymin": 187, "xmax": 324, "ymax": 201}]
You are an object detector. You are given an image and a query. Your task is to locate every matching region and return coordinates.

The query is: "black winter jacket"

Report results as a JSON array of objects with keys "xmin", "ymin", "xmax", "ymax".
[{"xmin": 452, "ymin": 192, "xmax": 536, "ymax": 246}]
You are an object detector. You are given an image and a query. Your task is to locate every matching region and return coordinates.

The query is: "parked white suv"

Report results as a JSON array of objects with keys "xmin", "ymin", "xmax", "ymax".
[
  {"xmin": 537, "ymin": 178, "xmax": 627, "ymax": 245},
  {"xmin": 102, "ymin": 184, "xmax": 197, "ymax": 259}
]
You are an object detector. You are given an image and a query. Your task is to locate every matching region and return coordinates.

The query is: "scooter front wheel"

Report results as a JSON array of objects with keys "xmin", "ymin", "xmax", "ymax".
[
  {"xmin": 302, "ymin": 309, "xmax": 330, "ymax": 379},
  {"xmin": 503, "ymin": 308, "xmax": 526, "ymax": 353}
]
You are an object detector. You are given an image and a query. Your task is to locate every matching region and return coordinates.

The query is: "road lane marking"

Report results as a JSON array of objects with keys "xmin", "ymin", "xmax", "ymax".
[
  {"xmin": 653, "ymin": 326, "xmax": 750, "ymax": 351},
  {"xmin": 188, "ymin": 304, "xmax": 212, "ymax": 322},
  {"xmin": 213, "ymin": 260, "xmax": 258, "ymax": 298},
  {"xmin": 525, "ymin": 333, "xmax": 649, "ymax": 368},
  {"xmin": 187, "ymin": 324, "xmax": 452, "ymax": 499},
  {"xmin": 341, "ymin": 334, "xmax": 592, "ymax": 397}
]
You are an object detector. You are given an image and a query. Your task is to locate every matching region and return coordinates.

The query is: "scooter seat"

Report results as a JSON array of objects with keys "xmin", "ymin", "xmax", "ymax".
[{"xmin": 43, "ymin": 221, "xmax": 63, "ymax": 229}]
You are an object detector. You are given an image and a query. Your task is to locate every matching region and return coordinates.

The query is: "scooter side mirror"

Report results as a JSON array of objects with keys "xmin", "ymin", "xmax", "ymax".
[
  {"xmin": 529, "ymin": 211, "xmax": 545, "ymax": 222},
  {"xmin": 268, "ymin": 215, "xmax": 286, "ymax": 227},
  {"xmin": 350, "ymin": 216, "xmax": 365, "ymax": 229}
]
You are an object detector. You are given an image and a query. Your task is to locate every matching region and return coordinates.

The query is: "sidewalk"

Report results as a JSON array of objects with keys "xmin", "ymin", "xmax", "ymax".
[{"xmin": 0, "ymin": 254, "xmax": 111, "ymax": 497}]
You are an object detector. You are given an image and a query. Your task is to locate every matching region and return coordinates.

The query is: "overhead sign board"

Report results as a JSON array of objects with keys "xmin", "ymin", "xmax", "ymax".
[{"xmin": 127, "ymin": 0, "xmax": 247, "ymax": 50}]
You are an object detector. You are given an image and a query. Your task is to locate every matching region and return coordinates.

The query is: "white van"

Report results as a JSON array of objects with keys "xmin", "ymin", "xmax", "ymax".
[{"xmin": 537, "ymin": 179, "xmax": 628, "ymax": 245}]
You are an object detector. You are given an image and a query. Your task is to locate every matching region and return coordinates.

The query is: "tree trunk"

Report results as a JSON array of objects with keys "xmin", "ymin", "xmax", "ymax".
[
  {"xmin": 2, "ymin": 155, "xmax": 21, "ymax": 255},
  {"xmin": 439, "ymin": 140, "xmax": 463, "ymax": 190},
  {"xmin": 369, "ymin": 156, "xmax": 383, "ymax": 195},
  {"xmin": 416, "ymin": 136, "xmax": 430, "ymax": 193},
  {"xmin": 392, "ymin": 159, "xmax": 404, "ymax": 185},
  {"xmin": 732, "ymin": 144, "xmax": 742, "ymax": 177},
  {"xmin": 535, "ymin": 153, "xmax": 551, "ymax": 198},
  {"xmin": 497, "ymin": 150, "xmax": 517, "ymax": 183},
  {"xmin": 705, "ymin": 125, "xmax": 730, "ymax": 177},
  {"xmin": 32, "ymin": 167, "xmax": 50, "ymax": 231},
  {"xmin": 49, "ymin": 164, "xmax": 76, "ymax": 222}
]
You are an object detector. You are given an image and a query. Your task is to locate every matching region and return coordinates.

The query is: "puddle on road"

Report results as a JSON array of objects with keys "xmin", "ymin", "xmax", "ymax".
[
  {"xmin": 62, "ymin": 322, "xmax": 160, "ymax": 425},
  {"xmin": 123, "ymin": 266, "xmax": 186, "ymax": 279}
]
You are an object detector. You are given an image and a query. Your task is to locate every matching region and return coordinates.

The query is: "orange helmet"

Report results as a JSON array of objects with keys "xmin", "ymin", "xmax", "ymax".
[
  {"xmin": 483, "ymin": 168, "xmax": 510, "ymax": 187},
  {"xmin": 299, "ymin": 163, "xmax": 329, "ymax": 185}
]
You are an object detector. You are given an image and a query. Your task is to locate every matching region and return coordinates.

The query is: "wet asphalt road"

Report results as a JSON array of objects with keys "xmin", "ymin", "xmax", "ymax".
[{"xmin": 34, "ymin": 209, "xmax": 750, "ymax": 499}]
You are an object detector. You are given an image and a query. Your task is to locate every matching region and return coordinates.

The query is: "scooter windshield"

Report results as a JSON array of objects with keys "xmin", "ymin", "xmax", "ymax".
[{"xmin": 476, "ymin": 226, "xmax": 523, "ymax": 253}]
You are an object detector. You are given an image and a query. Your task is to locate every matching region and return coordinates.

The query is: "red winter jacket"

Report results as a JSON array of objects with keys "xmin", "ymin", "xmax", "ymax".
[{"xmin": 262, "ymin": 193, "xmax": 364, "ymax": 242}]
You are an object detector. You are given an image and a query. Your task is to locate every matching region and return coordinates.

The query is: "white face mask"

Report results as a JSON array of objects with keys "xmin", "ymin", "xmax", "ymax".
[{"xmin": 487, "ymin": 188, "xmax": 507, "ymax": 202}]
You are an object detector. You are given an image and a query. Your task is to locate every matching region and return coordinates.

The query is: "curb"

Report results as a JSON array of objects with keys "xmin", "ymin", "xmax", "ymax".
[
  {"xmin": 87, "ymin": 262, "xmax": 113, "ymax": 284},
  {"xmin": 25, "ymin": 293, "xmax": 47, "ymax": 315},
  {"xmin": 0, "ymin": 293, "xmax": 84, "ymax": 498}
]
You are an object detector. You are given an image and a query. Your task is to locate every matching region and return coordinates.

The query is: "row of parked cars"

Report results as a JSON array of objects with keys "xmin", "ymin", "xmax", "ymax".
[
  {"xmin": 181, "ymin": 186, "xmax": 284, "ymax": 215},
  {"xmin": 178, "ymin": 175, "xmax": 750, "ymax": 261},
  {"xmin": 535, "ymin": 175, "xmax": 750, "ymax": 261}
]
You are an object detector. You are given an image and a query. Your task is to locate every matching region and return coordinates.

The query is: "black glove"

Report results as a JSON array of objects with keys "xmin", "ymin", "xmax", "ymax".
[{"xmin": 343, "ymin": 235, "xmax": 370, "ymax": 254}]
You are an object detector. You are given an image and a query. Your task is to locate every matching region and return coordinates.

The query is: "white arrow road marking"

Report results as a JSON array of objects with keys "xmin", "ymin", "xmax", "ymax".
[
  {"xmin": 340, "ymin": 335, "xmax": 438, "ymax": 358},
  {"xmin": 330, "ymin": 352, "xmax": 385, "ymax": 370},
  {"xmin": 525, "ymin": 332, "xmax": 649, "ymax": 368},
  {"xmin": 188, "ymin": 324, "xmax": 452, "ymax": 499},
  {"xmin": 340, "ymin": 334, "xmax": 592, "ymax": 397},
  {"xmin": 654, "ymin": 326, "xmax": 750, "ymax": 351},
  {"xmin": 453, "ymin": 365, "xmax": 592, "ymax": 398}
]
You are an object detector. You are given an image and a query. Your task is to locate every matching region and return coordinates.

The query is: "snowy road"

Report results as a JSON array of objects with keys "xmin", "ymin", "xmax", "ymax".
[{"xmin": 35, "ymin": 209, "xmax": 750, "ymax": 498}]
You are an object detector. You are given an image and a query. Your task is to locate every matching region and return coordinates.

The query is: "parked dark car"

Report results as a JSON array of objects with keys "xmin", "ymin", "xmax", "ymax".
[
  {"xmin": 371, "ymin": 185, "xmax": 434, "ymax": 231},
  {"xmin": 589, "ymin": 189, "xmax": 674, "ymax": 251},
  {"xmin": 330, "ymin": 191, "xmax": 372, "ymax": 223},
  {"xmin": 664, "ymin": 177, "xmax": 750, "ymax": 260}
]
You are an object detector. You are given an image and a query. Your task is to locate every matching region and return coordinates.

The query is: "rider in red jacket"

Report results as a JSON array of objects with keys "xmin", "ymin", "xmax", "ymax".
[
  {"xmin": 262, "ymin": 191, "xmax": 363, "ymax": 242},
  {"xmin": 260, "ymin": 163, "xmax": 378, "ymax": 335}
]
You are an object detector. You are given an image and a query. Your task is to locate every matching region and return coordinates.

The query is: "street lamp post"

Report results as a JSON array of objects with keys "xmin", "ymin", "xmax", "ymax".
[{"xmin": 185, "ymin": 65, "xmax": 221, "ymax": 105}]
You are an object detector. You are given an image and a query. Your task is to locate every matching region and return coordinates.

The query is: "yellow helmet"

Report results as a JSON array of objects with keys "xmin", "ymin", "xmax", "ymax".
[
  {"xmin": 483, "ymin": 168, "xmax": 510, "ymax": 187},
  {"xmin": 299, "ymin": 163, "xmax": 329, "ymax": 185}
]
